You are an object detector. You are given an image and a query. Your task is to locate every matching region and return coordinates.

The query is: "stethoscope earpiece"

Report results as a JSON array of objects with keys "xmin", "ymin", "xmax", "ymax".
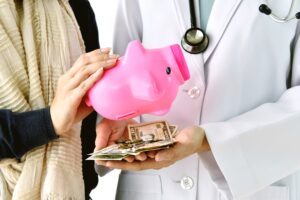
[
  {"xmin": 259, "ymin": 1, "xmax": 299, "ymax": 23},
  {"xmin": 259, "ymin": 4, "xmax": 271, "ymax": 15}
]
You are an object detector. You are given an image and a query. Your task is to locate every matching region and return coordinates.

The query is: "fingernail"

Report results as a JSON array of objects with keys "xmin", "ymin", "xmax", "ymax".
[
  {"xmin": 93, "ymin": 68, "xmax": 103, "ymax": 76},
  {"xmin": 100, "ymin": 47, "xmax": 111, "ymax": 53},
  {"xmin": 106, "ymin": 59, "xmax": 117, "ymax": 64},
  {"xmin": 155, "ymin": 156, "xmax": 164, "ymax": 162},
  {"xmin": 109, "ymin": 54, "xmax": 119, "ymax": 59}
]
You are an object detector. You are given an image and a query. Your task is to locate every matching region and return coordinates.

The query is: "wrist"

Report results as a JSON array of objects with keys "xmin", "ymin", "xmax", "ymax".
[
  {"xmin": 49, "ymin": 106, "xmax": 64, "ymax": 136},
  {"xmin": 200, "ymin": 135, "xmax": 210, "ymax": 152},
  {"xmin": 196, "ymin": 127, "xmax": 210, "ymax": 153},
  {"xmin": 44, "ymin": 107, "xmax": 60, "ymax": 138}
]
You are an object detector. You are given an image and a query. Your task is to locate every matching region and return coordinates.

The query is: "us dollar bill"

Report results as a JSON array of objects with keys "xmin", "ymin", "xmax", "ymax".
[
  {"xmin": 168, "ymin": 124, "xmax": 178, "ymax": 137},
  {"xmin": 88, "ymin": 120, "xmax": 178, "ymax": 161},
  {"xmin": 87, "ymin": 144, "xmax": 129, "ymax": 160},
  {"xmin": 128, "ymin": 120, "xmax": 172, "ymax": 142}
]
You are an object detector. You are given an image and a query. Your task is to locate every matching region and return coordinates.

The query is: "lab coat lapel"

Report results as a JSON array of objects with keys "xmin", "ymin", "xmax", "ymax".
[
  {"xmin": 172, "ymin": 0, "xmax": 190, "ymax": 31},
  {"xmin": 203, "ymin": 0, "xmax": 243, "ymax": 62},
  {"xmin": 172, "ymin": 0, "xmax": 206, "ymax": 87}
]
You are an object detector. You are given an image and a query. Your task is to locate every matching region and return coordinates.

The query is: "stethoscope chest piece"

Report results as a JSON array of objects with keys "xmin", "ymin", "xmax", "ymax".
[{"xmin": 181, "ymin": 27, "xmax": 209, "ymax": 54}]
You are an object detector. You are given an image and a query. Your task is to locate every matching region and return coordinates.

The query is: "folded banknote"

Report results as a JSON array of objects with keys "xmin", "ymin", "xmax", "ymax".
[{"xmin": 87, "ymin": 120, "xmax": 178, "ymax": 161}]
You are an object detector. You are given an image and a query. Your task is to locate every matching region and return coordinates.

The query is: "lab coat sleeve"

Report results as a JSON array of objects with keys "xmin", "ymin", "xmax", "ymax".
[
  {"xmin": 112, "ymin": 0, "xmax": 143, "ymax": 55},
  {"xmin": 201, "ymin": 22, "xmax": 300, "ymax": 199}
]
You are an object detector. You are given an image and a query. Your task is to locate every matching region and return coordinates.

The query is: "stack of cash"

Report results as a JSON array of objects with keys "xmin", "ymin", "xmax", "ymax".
[{"xmin": 87, "ymin": 120, "xmax": 178, "ymax": 161}]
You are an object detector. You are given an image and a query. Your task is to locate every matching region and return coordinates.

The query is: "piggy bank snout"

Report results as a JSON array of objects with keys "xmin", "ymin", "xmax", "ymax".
[{"xmin": 170, "ymin": 44, "xmax": 190, "ymax": 81}]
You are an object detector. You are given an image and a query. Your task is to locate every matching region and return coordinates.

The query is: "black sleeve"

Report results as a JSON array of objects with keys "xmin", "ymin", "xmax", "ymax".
[
  {"xmin": 69, "ymin": 1, "xmax": 100, "ymax": 197},
  {"xmin": 0, "ymin": 108, "xmax": 58, "ymax": 159}
]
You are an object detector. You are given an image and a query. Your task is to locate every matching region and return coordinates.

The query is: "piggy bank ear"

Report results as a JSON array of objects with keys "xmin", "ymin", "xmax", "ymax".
[
  {"xmin": 124, "ymin": 40, "xmax": 145, "ymax": 60},
  {"xmin": 129, "ymin": 72, "xmax": 164, "ymax": 101}
]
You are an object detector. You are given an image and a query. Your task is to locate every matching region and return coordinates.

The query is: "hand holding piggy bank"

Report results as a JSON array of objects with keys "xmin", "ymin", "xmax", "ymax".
[{"xmin": 86, "ymin": 40, "xmax": 190, "ymax": 120}]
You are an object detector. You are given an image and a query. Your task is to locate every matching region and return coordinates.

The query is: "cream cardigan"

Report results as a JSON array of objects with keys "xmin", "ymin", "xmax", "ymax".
[{"xmin": 0, "ymin": 0, "xmax": 86, "ymax": 199}]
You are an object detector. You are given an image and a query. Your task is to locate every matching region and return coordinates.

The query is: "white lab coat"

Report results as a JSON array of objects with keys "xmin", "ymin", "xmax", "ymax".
[{"xmin": 99, "ymin": 0, "xmax": 300, "ymax": 199}]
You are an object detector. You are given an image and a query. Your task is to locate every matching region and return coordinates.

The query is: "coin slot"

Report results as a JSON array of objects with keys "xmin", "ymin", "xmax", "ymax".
[{"xmin": 116, "ymin": 111, "xmax": 138, "ymax": 120}]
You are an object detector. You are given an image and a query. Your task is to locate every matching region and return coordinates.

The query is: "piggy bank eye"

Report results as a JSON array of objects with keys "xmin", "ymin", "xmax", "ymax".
[{"xmin": 166, "ymin": 67, "xmax": 171, "ymax": 75}]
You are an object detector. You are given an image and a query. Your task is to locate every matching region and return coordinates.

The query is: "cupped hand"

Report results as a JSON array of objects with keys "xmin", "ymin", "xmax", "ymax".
[
  {"xmin": 96, "ymin": 125, "xmax": 210, "ymax": 171},
  {"xmin": 95, "ymin": 118, "xmax": 133, "ymax": 149},
  {"xmin": 94, "ymin": 118, "xmax": 148, "ymax": 164},
  {"xmin": 50, "ymin": 48, "xmax": 119, "ymax": 136}
]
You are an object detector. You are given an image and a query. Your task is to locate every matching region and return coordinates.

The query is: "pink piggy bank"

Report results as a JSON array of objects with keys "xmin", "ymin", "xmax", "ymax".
[{"xmin": 86, "ymin": 40, "xmax": 190, "ymax": 120}]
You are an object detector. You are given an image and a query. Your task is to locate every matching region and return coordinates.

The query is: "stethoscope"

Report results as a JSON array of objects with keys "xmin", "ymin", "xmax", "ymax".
[
  {"xmin": 181, "ymin": 0, "xmax": 209, "ymax": 54},
  {"xmin": 259, "ymin": 0, "xmax": 300, "ymax": 23},
  {"xmin": 181, "ymin": 0, "xmax": 300, "ymax": 54}
]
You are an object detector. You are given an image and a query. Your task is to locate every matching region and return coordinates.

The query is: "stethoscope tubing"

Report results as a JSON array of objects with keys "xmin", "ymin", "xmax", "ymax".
[
  {"xmin": 183, "ymin": 0, "xmax": 299, "ymax": 54},
  {"xmin": 270, "ymin": 15, "xmax": 297, "ymax": 23},
  {"xmin": 261, "ymin": 0, "xmax": 299, "ymax": 23},
  {"xmin": 189, "ymin": 0, "xmax": 197, "ymax": 28},
  {"xmin": 182, "ymin": 0, "xmax": 209, "ymax": 54}
]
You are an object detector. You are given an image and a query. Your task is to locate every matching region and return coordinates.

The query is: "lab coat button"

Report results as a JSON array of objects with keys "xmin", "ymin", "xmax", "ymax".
[
  {"xmin": 180, "ymin": 176, "xmax": 194, "ymax": 190},
  {"xmin": 187, "ymin": 86, "xmax": 200, "ymax": 99}
]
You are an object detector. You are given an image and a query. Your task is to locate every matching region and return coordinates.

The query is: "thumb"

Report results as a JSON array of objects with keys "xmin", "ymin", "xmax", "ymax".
[
  {"xmin": 155, "ymin": 143, "xmax": 182, "ymax": 162},
  {"xmin": 95, "ymin": 124, "xmax": 111, "ymax": 150}
]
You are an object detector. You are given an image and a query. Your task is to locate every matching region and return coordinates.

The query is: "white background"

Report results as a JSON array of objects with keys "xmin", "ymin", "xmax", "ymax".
[
  {"xmin": 88, "ymin": 1, "xmax": 120, "ymax": 200},
  {"xmin": 90, "ymin": 0, "xmax": 118, "ymax": 48}
]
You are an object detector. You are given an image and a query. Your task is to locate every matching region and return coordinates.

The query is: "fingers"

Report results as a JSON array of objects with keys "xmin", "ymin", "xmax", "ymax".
[
  {"xmin": 105, "ymin": 160, "xmax": 144, "ymax": 171},
  {"xmin": 66, "ymin": 59, "xmax": 118, "ymax": 91},
  {"xmin": 67, "ymin": 50, "xmax": 100, "ymax": 77},
  {"xmin": 102, "ymin": 56, "xmax": 119, "ymax": 70},
  {"xmin": 74, "ymin": 101, "xmax": 94, "ymax": 122},
  {"xmin": 147, "ymin": 151, "xmax": 157, "ymax": 159},
  {"xmin": 68, "ymin": 48, "xmax": 118, "ymax": 78},
  {"xmin": 67, "ymin": 59, "xmax": 117, "ymax": 89},
  {"xmin": 95, "ymin": 119, "xmax": 130, "ymax": 151},
  {"xmin": 124, "ymin": 156, "xmax": 135, "ymax": 162},
  {"xmin": 134, "ymin": 153, "xmax": 147, "ymax": 161},
  {"xmin": 95, "ymin": 123, "xmax": 112, "ymax": 150},
  {"xmin": 97, "ymin": 159, "xmax": 173, "ymax": 171},
  {"xmin": 50, "ymin": 48, "xmax": 118, "ymax": 136},
  {"xmin": 155, "ymin": 143, "xmax": 183, "ymax": 162},
  {"xmin": 75, "ymin": 67, "xmax": 104, "ymax": 96},
  {"xmin": 95, "ymin": 149, "xmax": 175, "ymax": 171}
]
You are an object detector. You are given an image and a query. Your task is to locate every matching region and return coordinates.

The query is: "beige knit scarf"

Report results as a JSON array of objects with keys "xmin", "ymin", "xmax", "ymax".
[{"xmin": 0, "ymin": 0, "xmax": 86, "ymax": 199}]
